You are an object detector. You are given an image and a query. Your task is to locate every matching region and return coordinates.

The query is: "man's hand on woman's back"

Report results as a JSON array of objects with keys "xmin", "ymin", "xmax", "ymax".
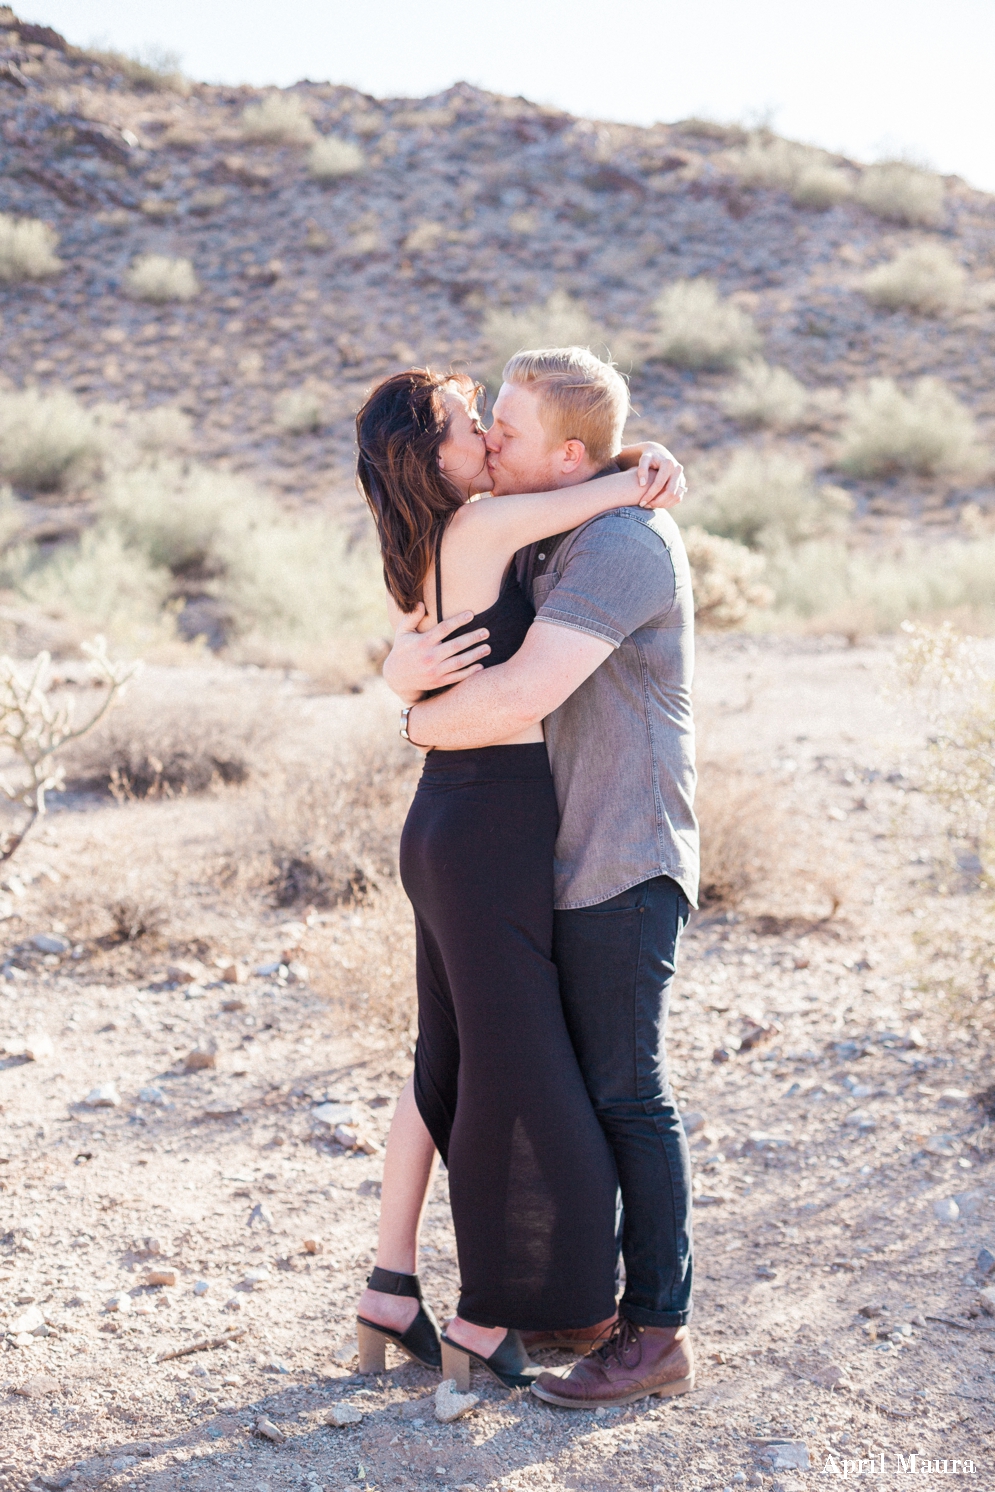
[{"xmin": 382, "ymin": 599, "xmax": 492, "ymax": 703}]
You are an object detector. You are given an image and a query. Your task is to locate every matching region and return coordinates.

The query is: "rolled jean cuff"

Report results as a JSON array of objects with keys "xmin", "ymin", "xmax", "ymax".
[{"xmin": 621, "ymin": 1303, "xmax": 692, "ymax": 1329}]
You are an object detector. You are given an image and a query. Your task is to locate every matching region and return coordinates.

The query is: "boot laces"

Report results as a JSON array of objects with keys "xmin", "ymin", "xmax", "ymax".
[{"xmin": 594, "ymin": 1317, "xmax": 642, "ymax": 1371}]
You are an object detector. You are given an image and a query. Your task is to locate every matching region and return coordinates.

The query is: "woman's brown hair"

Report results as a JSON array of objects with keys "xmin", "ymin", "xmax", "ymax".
[{"xmin": 356, "ymin": 368, "xmax": 480, "ymax": 612}]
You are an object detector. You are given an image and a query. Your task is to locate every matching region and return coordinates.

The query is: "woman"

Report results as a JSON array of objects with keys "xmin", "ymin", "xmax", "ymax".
[{"xmin": 352, "ymin": 368, "xmax": 680, "ymax": 1390}]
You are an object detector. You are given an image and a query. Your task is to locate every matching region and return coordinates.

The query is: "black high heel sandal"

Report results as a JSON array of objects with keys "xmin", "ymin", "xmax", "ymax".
[
  {"xmin": 356, "ymin": 1267, "xmax": 442, "ymax": 1372},
  {"xmin": 440, "ymin": 1327, "xmax": 542, "ymax": 1391}
]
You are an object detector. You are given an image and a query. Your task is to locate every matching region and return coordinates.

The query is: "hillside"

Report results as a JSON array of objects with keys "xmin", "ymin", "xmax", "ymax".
[{"xmin": 1, "ymin": 10, "xmax": 995, "ymax": 660}]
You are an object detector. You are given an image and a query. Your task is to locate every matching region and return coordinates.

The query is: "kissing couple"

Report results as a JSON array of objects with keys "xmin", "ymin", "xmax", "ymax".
[{"xmin": 352, "ymin": 345, "xmax": 698, "ymax": 1409}]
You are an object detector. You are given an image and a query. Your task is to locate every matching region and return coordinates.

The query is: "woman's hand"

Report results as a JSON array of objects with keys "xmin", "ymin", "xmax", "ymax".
[
  {"xmin": 382, "ymin": 600, "xmax": 491, "ymax": 704},
  {"xmin": 617, "ymin": 441, "xmax": 687, "ymax": 509}
]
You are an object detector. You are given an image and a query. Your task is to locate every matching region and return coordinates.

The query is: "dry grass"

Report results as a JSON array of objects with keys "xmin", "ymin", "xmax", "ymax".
[
  {"xmin": 720, "ymin": 359, "xmax": 809, "ymax": 429},
  {"xmin": 856, "ymin": 162, "xmax": 945, "ymax": 227},
  {"xmin": 727, "ymin": 134, "xmax": 851, "ymax": 210},
  {"xmin": 682, "ymin": 526, "xmax": 773, "ymax": 630},
  {"xmin": 0, "ymin": 387, "xmax": 105, "ymax": 491},
  {"xmin": 85, "ymin": 46, "xmax": 186, "ymax": 92},
  {"xmin": 308, "ymin": 137, "xmax": 365, "ymax": 181},
  {"xmin": 695, "ymin": 759, "xmax": 844, "ymax": 916},
  {"xmin": 273, "ymin": 387, "xmax": 327, "ymax": 434},
  {"xmin": 241, "ymin": 92, "xmax": 317, "ymax": 146},
  {"xmin": 124, "ymin": 254, "xmax": 199, "ymax": 303},
  {"xmin": 0, "ymin": 213, "xmax": 63, "ymax": 283},
  {"xmin": 653, "ymin": 279, "xmax": 760, "ymax": 371},
  {"xmin": 862, "ymin": 243, "xmax": 967, "ymax": 315},
  {"xmin": 690, "ymin": 450, "xmax": 852, "ymax": 552},
  {"xmin": 839, "ymin": 376, "xmax": 986, "ymax": 478},
  {"xmin": 481, "ymin": 290, "xmax": 608, "ymax": 388}
]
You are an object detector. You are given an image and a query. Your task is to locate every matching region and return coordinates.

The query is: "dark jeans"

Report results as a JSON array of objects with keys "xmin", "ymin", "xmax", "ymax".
[{"xmin": 554, "ymin": 875, "xmax": 693, "ymax": 1328}]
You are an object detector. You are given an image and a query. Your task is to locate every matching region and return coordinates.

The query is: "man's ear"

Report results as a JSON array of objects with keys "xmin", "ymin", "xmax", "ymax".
[{"xmin": 560, "ymin": 438, "xmax": 588, "ymax": 474}]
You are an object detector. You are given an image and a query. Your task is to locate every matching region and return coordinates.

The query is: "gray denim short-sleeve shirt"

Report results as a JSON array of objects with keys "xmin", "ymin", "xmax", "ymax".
[{"xmin": 515, "ymin": 502, "xmax": 699, "ymax": 911}]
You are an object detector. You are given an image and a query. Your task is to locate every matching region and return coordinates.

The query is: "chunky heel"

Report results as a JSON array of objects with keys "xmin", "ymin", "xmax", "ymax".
[
  {"xmin": 441, "ymin": 1340, "xmax": 472, "ymax": 1392},
  {"xmin": 357, "ymin": 1321, "xmax": 387, "ymax": 1374}
]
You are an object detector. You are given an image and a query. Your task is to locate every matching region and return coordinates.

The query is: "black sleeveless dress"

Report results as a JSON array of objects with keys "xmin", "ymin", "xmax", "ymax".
[{"xmin": 398, "ymin": 523, "xmax": 618, "ymax": 1331}]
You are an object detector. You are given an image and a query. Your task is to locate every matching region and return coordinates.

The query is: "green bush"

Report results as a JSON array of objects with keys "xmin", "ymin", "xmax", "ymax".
[
  {"xmin": 856, "ymin": 162, "xmax": 945, "ymax": 227},
  {"xmin": 308, "ymin": 137, "xmax": 365, "ymax": 181},
  {"xmin": 0, "ymin": 213, "xmax": 63, "ymax": 283},
  {"xmin": 839, "ymin": 377, "xmax": 985, "ymax": 478},
  {"xmin": 682, "ymin": 525, "xmax": 772, "ymax": 629},
  {"xmin": 241, "ymin": 93, "xmax": 316, "ymax": 146},
  {"xmin": 862, "ymin": 243, "xmax": 966, "ymax": 315},
  {"xmin": 125, "ymin": 254, "xmax": 199, "ymax": 303},
  {"xmin": 653, "ymin": 279, "xmax": 760, "ymax": 371},
  {"xmin": 482, "ymin": 290, "xmax": 607, "ymax": 388},
  {"xmin": 720, "ymin": 359, "xmax": 808, "ymax": 429},
  {"xmin": 691, "ymin": 450, "xmax": 852, "ymax": 551},
  {"xmin": 0, "ymin": 388, "xmax": 105, "ymax": 491}
]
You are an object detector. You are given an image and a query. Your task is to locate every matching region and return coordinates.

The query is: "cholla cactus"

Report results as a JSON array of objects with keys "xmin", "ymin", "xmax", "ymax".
[{"xmin": 0, "ymin": 637, "xmax": 141, "ymax": 861}]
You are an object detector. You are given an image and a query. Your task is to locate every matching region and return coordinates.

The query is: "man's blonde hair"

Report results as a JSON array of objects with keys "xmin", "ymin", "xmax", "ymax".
[{"xmin": 501, "ymin": 346, "xmax": 630, "ymax": 468}]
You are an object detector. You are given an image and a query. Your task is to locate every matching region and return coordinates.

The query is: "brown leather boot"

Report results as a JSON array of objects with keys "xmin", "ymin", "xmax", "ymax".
[
  {"xmin": 530, "ymin": 1318, "xmax": 694, "ymax": 1408},
  {"xmin": 519, "ymin": 1314, "xmax": 618, "ymax": 1356}
]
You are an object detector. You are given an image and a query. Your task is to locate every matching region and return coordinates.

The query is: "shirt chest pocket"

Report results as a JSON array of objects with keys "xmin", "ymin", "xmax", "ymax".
[{"xmin": 531, "ymin": 571, "xmax": 561, "ymax": 610}]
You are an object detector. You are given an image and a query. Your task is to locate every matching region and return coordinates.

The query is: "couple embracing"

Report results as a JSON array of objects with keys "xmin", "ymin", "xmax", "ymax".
[{"xmin": 351, "ymin": 346, "xmax": 698, "ymax": 1410}]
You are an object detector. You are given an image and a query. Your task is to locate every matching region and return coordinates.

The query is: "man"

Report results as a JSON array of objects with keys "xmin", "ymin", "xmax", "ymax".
[{"xmin": 384, "ymin": 346, "xmax": 698, "ymax": 1409}]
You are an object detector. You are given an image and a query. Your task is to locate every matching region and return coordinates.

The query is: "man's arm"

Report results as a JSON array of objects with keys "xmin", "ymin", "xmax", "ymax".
[{"xmin": 405, "ymin": 621, "xmax": 613, "ymax": 750}]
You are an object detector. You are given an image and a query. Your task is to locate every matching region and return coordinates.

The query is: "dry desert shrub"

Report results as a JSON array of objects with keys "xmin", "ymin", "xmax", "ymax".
[
  {"xmin": 653, "ymin": 279, "xmax": 760, "ymax": 371},
  {"xmin": 695, "ymin": 760, "xmax": 844, "ymax": 916},
  {"xmin": 254, "ymin": 736, "xmax": 419, "ymax": 911},
  {"xmin": 856, "ymin": 162, "xmax": 945, "ymax": 227},
  {"xmin": 273, "ymin": 387, "xmax": 327, "ymax": 434},
  {"xmin": 0, "ymin": 213, "xmax": 63, "ymax": 282},
  {"xmin": 692, "ymin": 449, "xmax": 852, "ymax": 552},
  {"xmin": 124, "ymin": 254, "xmax": 199, "ymax": 303},
  {"xmin": 61, "ymin": 667, "xmax": 279, "ymax": 799},
  {"xmin": 839, "ymin": 377, "xmax": 986, "ymax": 478},
  {"xmin": 764, "ymin": 533, "xmax": 995, "ymax": 632},
  {"xmin": 308, "ymin": 136, "xmax": 365, "ymax": 181},
  {"xmin": 861, "ymin": 243, "xmax": 967, "ymax": 315},
  {"xmin": 720, "ymin": 359, "xmax": 809, "ymax": 429},
  {"xmin": 241, "ymin": 92, "xmax": 316, "ymax": 146},
  {"xmin": 727, "ymin": 134, "xmax": 851, "ymax": 210},
  {"xmin": 482, "ymin": 290, "xmax": 608, "ymax": 388},
  {"xmin": 15, "ymin": 527, "xmax": 174, "ymax": 646},
  {"xmin": 0, "ymin": 387, "xmax": 105, "ymax": 490},
  {"xmin": 85, "ymin": 45, "xmax": 186, "ymax": 92},
  {"xmin": 682, "ymin": 526, "xmax": 772, "ymax": 630}
]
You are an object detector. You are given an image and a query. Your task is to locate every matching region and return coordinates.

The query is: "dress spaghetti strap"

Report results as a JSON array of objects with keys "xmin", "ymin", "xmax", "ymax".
[{"xmin": 434, "ymin": 526, "xmax": 444, "ymax": 624}]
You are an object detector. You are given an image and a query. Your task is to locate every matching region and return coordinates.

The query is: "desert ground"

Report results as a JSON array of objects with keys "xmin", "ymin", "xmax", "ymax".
[{"xmin": 2, "ymin": 636, "xmax": 993, "ymax": 1492}]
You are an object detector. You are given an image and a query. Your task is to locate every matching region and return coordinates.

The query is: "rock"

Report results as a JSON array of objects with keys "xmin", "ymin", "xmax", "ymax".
[
  {"xmin": 905, "ymin": 1026, "xmax": 927, "ymax": 1049},
  {"xmin": 978, "ymin": 1287, "xmax": 995, "ymax": 1317},
  {"xmin": 255, "ymin": 960, "xmax": 286, "ymax": 978},
  {"xmin": 938, "ymin": 1088, "xmax": 970, "ymax": 1106},
  {"xmin": 242, "ymin": 1268, "xmax": 271, "ymax": 1288},
  {"xmin": 223, "ymin": 1296, "xmax": 242, "ymax": 1312},
  {"xmin": 221, "ymin": 998, "xmax": 247, "ymax": 1012},
  {"xmin": 302, "ymin": 1238, "xmax": 323, "ymax": 1254},
  {"xmin": 953, "ymin": 1190, "xmax": 985, "ymax": 1217},
  {"xmin": 146, "ymin": 1270, "xmax": 177, "ymax": 1287},
  {"xmin": 681, "ymin": 1111, "xmax": 707, "ymax": 1135},
  {"xmin": 184, "ymin": 1043, "xmax": 218, "ymax": 1071},
  {"xmin": 976, "ymin": 1246, "xmax": 995, "ymax": 1277},
  {"xmin": 756, "ymin": 1265, "xmax": 777, "ymax": 1280},
  {"xmin": 262, "ymin": 1358, "xmax": 291, "ymax": 1374},
  {"xmin": 39, "ymin": 1473, "xmax": 76, "ymax": 1490},
  {"xmin": 312, "ymin": 1102, "xmax": 358, "ymax": 1128},
  {"xmin": 11, "ymin": 1304, "xmax": 45, "ymax": 1334},
  {"xmin": 83, "ymin": 1083, "xmax": 120, "ymax": 1107},
  {"xmin": 766, "ymin": 1443, "xmax": 811, "ymax": 1471},
  {"xmin": 32, "ymin": 933, "xmax": 70, "ymax": 955},
  {"xmin": 247, "ymin": 1203, "xmax": 274, "ymax": 1230},
  {"xmin": 202, "ymin": 1104, "xmax": 242, "ymax": 1120},
  {"xmin": 13, "ymin": 1373, "xmax": 60, "ymax": 1397},
  {"xmin": 857, "ymin": 1303, "xmax": 884, "ymax": 1318},
  {"xmin": 435, "ymin": 1379, "xmax": 479, "ymax": 1422},
  {"xmin": 219, "ymin": 962, "xmax": 248, "ymax": 984},
  {"xmin": 110, "ymin": 1456, "xmax": 138, "ymax": 1472},
  {"xmin": 137, "ymin": 1086, "xmax": 166, "ymax": 1104},
  {"xmin": 20, "ymin": 1032, "xmax": 54, "ymax": 1061},
  {"xmin": 844, "ymin": 1109, "xmax": 876, "ymax": 1130},
  {"xmin": 255, "ymin": 1415, "xmax": 287, "ymax": 1442},
  {"xmin": 924, "ymin": 1134, "xmax": 958, "ymax": 1157},
  {"xmin": 135, "ymin": 1444, "xmax": 154, "ymax": 1457},
  {"xmin": 325, "ymin": 1401, "xmax": 363, "ymax": 1427},
  {"xmin": 287, "ymin": 961, "xmax": 309, "ymax": 984},
  {"xmin": 106, "ymin": 1292, "xmax": 132, "ymax": 1314},
  {"xmin": 133, "ymin": 1236, "xmax": 165, "ymax": 1257},
  {"xmin": 933, "ymin": 1197, "xmax": 960, "ymax": 1223},
  {"xmin": 809, "ymin": 1362, "xmax": 848, "ymax": 1388},
  {"xmin": 194, "ymin": 1280, "xmax": 211, "ymax": 1295},
  {"xmin": 168, "ymin": 960, "xmax": 209, "ymax": 984}
]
